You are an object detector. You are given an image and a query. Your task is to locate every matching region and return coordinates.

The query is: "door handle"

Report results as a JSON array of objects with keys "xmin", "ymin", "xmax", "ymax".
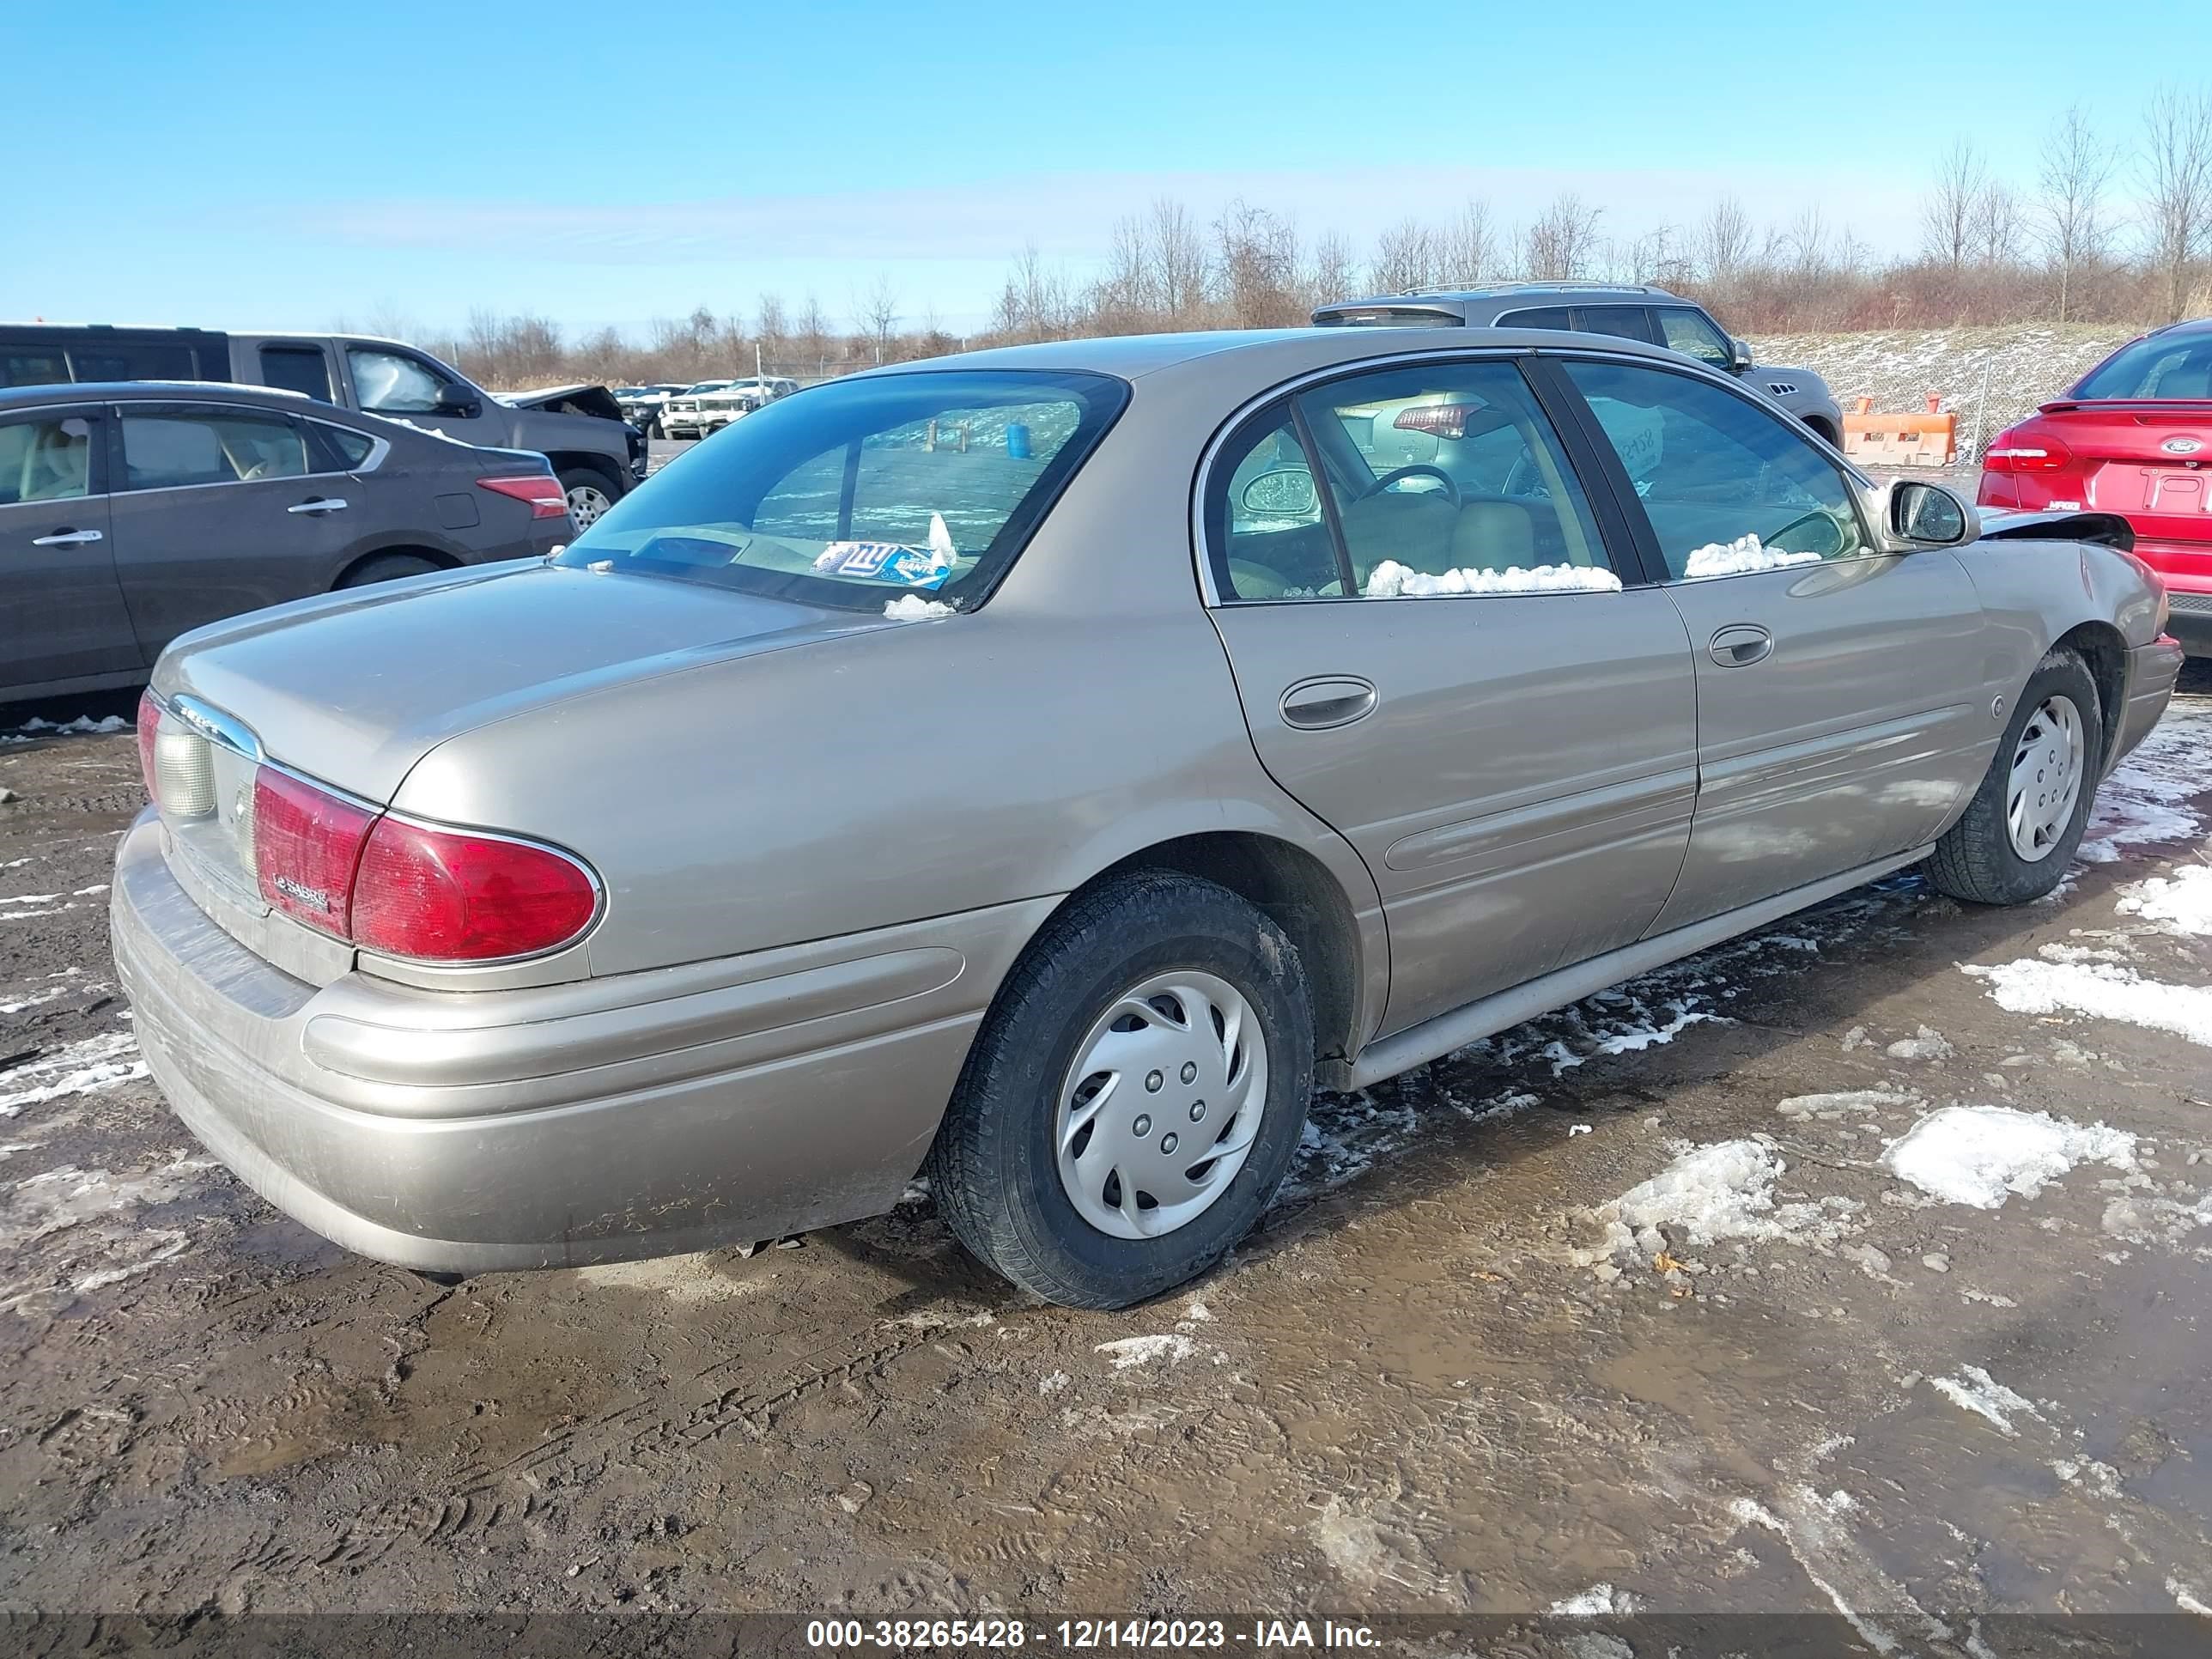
[
  {"xmin": 30, "ymin": 528, "xmax": 103, "ymax": 547},
  {"xmin": 1279, "ymin": 676, "xmax": 1377, "ymax": 730},
  {"xmin": 288, "ymin": 497, "xmax": 349, "ymax": 514},
  {"xmin": 1707, "ymin": 624, "xmax": 1774, "ymax": 667}
]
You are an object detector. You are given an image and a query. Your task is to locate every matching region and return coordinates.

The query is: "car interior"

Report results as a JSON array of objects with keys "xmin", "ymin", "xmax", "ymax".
[
  {"xmin": 1, "ymin": 419, "xmax": 92, "ymax": 505},
  {"xmin": 120, "ymin": 413, "xmax": 309, "ymax": 490}
]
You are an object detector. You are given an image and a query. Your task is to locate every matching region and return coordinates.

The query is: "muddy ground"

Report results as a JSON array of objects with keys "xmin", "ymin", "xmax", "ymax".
[{"xmin": 2, "ymin": 670, "xmax": 2209, "ymax": 1644}]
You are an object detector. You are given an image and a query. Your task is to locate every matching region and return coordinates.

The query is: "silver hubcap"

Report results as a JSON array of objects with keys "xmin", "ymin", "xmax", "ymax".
[
  {"xmin": 567, "ymin": 483, "xmax": 612, "ymax": 527},
  {"xmin": 1055, "ymin": 970, "xmax": 1267, "ymax": 1240},
  {"xmin": 2006, "ymin": 694, "xmax": 2084, "ymax": 862}
]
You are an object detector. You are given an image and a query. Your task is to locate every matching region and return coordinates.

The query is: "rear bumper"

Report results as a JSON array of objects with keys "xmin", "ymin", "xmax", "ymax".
[
  {"xmin": 2114, "ymin": 636, "xmax": 2188, "ymax": 766},
  {"xmin": 111, "ymin": 808, "xmax": 1049, "ymax": 1272}
]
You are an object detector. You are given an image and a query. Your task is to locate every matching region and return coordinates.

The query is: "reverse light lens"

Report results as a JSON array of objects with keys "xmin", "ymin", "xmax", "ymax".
[
  {"xmin": 351, "ymin": 817, "xmax": 599, "ymax": 963},
  {"xmin": 254, "ymin": 769, "xmax": 374, "ymax": 939},
  {"xmin": 1983, "ymin": 428, "xmax": 2075, "ymax": 472},
  {"xmin": 136, "ymin": 693, "xmax": 161, "ymax": 805},
  {"xmin": 477, "ymin": 473, "xmax": 570, "ymax": 519}
]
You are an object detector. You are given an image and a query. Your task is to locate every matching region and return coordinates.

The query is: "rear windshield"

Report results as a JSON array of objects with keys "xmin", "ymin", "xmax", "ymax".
[
  {"xmin": 2072, "ymin": 331, "xmax": 2212, "ymax": 400},
  {"xmin": 556, "ymin": 368, "xmax": 1127, "ymax": 611}
]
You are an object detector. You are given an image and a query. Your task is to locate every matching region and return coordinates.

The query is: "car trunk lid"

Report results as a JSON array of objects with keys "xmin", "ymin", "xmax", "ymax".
[
  {"xmin": 2035, "ymin": 401, "xmax": 2212, "ymax": 544},
  {"xmin": 149, "ymin": 562, "xmax": 887, "ymax": 974}
]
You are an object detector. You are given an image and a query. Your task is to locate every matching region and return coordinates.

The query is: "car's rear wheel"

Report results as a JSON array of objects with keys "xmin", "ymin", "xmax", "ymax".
[
  {"xmin": 929, "ymin": 872, "xmax": 1313, "ymax": 1309},
  {"xmin": 337, "ymin": 552, "xmax": 441, "ymax": 588},
  {"xmin": 558, "ymin": 466, "xmax": 620, "ymax": 529},
  {"xmin": 1925, "ymin": 647, "xmax": 2101, "ymax": 904}
]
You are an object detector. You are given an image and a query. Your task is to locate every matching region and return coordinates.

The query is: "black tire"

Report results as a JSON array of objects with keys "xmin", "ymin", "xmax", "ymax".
[
  {"xmin": 929, "ymin": 872, "xmax": 1314, "ymax": 1310},
  {"xmin": 337, "ymin": 552, "xmax": 441, "ymax": 589},
  {"xmin": 557, "ymin": 465, "xmax": 622, "ymax": 530},
  {"xmin": 1926, "ymin": 647, "xmax": 2102, "ymax": 905}
]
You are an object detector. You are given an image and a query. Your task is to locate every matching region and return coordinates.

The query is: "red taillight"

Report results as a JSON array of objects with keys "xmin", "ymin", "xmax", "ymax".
[
  {"xmin": 1983, "ymin": 427, "xmax": 2075, "ymax": 472},
  {"xmin": 253, "ymin": 769, "xmax": 374, "ymax": 939},
  {"xmin": 477, "ymin": 473, "xmax": 568, "ymax": 520},
  {"xmin": 351, "ymin": 817, "xmax": 599, "ymax": 962},
  {"xmin": 136, "ymin": 693, "xmax": 161, "ymax": 805},
  {"xmin": 1394, "ymin": 402, "xmax": 1484, "ymax": 441}
]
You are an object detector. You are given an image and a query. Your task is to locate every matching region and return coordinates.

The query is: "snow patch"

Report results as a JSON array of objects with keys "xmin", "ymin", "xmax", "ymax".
[
  {"xmin": 1680, "ymin": 534, "xmax": 1823, "ymax": 580},
  {"xmin": 1777, "ymin": 1089, "xmax": 1917, "ymax": 1121},
  {"xmin": 0, "ymin": 1032, "xmax": 148, "ymax": 1116},
  {"xmin": 883, "ymin": 593, "xmax": 955, "ymax": 620},
  {"xmin": 1884, "ymin": 1025, "xmax": 1953, "ymax": 1061},
  {"xmin": 1927, "ymin": 1366, "xmax": 2041, "ymax": 1435},
  {"xmin": 1363, "ymin": 559, "xmax": 1622, "ymax": 599},
  {"xmin": 1580, "ymin": 1138, "xmax": 1857, "ymax": 1267},
  {"xmin": 8, "ymin": 714, "xmax": 131, "ymax": 735},
  {"xmin": 1097, "ymin": 1334, "xmax": 1196, "ymax": 1370},
  {"xmin": 2080, "ymin": 698, "xmax": 2211, "ymax": 862},
  {"xmin": 1550, "ymin": 1583, "xmax": 1638, "ymax": 1617},
  {"xmin": 2115, "ymin": 866, "xmax": 2212, "ymax": 937},
  {"xmin": 1963, "ymin": 958, "xmax": 2212, "ymax": 1047},
  {"xmin": 1882, "ymin": 1104, "xmax": 2136, "ymax": 1209}
]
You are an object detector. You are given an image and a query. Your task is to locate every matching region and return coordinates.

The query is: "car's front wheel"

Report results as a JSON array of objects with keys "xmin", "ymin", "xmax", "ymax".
[
  {"xmin": 1926, "ymin": 646, "xmax": 2102, "ymax": 904},
  {"xmin": 930, "ymin": 872, "xmax": 1314, "ymax": 1309}
]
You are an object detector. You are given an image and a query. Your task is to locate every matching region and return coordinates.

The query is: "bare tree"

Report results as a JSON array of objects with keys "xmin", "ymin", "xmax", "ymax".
[
  {"xmin": 754, "ymin": 293, "xmax": 788, "ymax": 366},
  {"xmin": 1150, "ymin": 198, "xmax": 1209, "ymax": 326},
  {"xmin": 1521, "ymin": 192, "xmax": 1603, "ymax": 280},
  {"xmin": 996, "ymin": 242, "xmax": 1073, "ymax": 341},
  {"xmin": 2142, "ymin": 86, "xmax": 2212, "ymax": 323},
  {"xmin": 1304, "ymin": 230, "xmax": 1359, "ymax": 312},
  {"xmin": 1970, "ymin": 181, "xmax": 2022, "ymax": 268},
  {"xmin": 1369, "ymin": 218, "xmax": 1439, "ymax": 294},
  {"xmin": 857, "ymin": 276, "xmax": 900, "ymax": 362},
  {"xmin": 796, "ymin": 294, "xmax": 830, "ymax": 374},
  {"xmin": 1922, "ymin": 138, "xmax": 1988, "ymax": 270},
  {"xmin": 1695, "ymin": 195, "xmax": 1753, "ymax": 286},
  {"xmin": 2035, "ymin": 108, "xmax": 2118, "ymax": 323},
  {"xmin": 1438, "ymin": 200, "xmax": 1497, "ymax": 287}
]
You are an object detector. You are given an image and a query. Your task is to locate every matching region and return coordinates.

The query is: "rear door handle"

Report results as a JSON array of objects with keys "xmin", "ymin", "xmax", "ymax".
[
  {"xmin": 30, "ymin": 528, "xmax": 103, "ymax": 547},
  {"xmin": 1707, "ymin": 624, "xmax": 1774, "ymax": 667},
  {"xmin": 288, "ymin": 497, "xmax": 349, "ymax": 514},
  {"xmin": 1279, "ymin": 676, "xmax": 1377, "ymax": 730}
]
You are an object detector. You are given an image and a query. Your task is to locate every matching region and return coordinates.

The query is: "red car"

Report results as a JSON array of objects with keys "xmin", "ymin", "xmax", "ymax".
[{"xmin": 1979, "ymin": 319, "xmax": 2212, "ymax": 655}]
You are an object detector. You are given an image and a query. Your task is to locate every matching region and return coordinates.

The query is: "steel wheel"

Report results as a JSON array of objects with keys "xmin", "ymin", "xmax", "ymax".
[
  {"xmin": 2006, "ymin": 693, "xmax": 2084, "ymax": 862},
  {"xmin": 1054, "ymin": 969, "xmax": 1267, "ymax": 1240},
  {"xmin": 565, "ymin": 482, "xmax": 613, "ymax": 528}
]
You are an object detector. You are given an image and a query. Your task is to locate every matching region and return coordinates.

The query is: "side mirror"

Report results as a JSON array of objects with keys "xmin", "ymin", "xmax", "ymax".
[
  {"xmin": 1240, "ymin": 468, "xmax": 1319, "ymax": 519},
  {"xmin": 1889, "ymin": 479, "xmax": 1976, "ymax": 546},
  {"xmin": 433, "ymin": 384, "xmax": 483, "ymax": 417},
  {"xmin": 1728, "ymin": 337, "xmax": 1753, "ymax": 373}
]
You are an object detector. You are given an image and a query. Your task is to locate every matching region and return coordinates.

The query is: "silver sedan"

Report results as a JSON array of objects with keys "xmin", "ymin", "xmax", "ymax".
[{"xmin": 112, "ymin": 325, "xmax": 2185, "ymax": 1309}]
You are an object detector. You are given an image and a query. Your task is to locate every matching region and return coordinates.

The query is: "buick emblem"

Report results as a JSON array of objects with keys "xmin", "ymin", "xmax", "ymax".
[{"xmin": 2162, "ymin": 436, "xmax": 2203, "ymax": 454}]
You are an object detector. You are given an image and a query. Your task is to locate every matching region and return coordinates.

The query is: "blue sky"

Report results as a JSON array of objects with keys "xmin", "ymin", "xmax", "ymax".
[{"xmin": 1, "ymin": 1, "xmax": 2175, "ymax": 337}]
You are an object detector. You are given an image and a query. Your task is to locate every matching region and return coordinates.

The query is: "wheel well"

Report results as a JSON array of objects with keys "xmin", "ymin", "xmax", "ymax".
[
  {"xmin": 1803, "ymin": 414, "xmax": 1839, "ymax": 446},
  {"xmin": 333, "ymin": 544, "xmax": 455, "ymax": 587},
  {"xmin": 2053, "ymin": 620, "xmax": 2127, "ymax": 770},
  {"xmin": 1087, "ymin": 832, "xmax": 1364, "ymax": 1069},
  {"xmin": 545, "ymin": 451, "xmax": 625, "ymax": 493}
]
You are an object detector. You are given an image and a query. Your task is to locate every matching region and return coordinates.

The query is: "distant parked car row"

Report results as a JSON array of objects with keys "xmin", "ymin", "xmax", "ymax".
[
  {"xmin": 0, "ymin": 324, "xmax": 644, "ymax": 526},
  {"xmin": 0, "ymin": 380, "xmax": 570, "ymax": 703},
  {"xmin": 617, "ymin": 377, "xmax": 800, "ymax": 440}
]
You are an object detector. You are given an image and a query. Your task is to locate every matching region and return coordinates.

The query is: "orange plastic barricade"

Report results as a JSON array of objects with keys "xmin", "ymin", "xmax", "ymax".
[{"xmin": 1841, "ymin": 394, "xmax": 1958, "ymax": 467}]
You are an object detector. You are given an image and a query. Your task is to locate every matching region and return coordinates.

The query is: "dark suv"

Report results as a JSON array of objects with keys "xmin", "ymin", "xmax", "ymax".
[{"xmin": 1314, "ymin": 283, "xmax": 1843, "ymax": 445}]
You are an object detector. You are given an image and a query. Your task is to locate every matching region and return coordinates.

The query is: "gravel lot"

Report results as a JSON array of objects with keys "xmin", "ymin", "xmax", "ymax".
[{"xmin": 2, "ymin": 666, "xmax": 2209, "ymax": 1638}]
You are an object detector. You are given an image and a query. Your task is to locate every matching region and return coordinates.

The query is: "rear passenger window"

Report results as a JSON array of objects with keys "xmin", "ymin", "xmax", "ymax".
[
  {"xmin": 1497, "ymin": 307, "xmax": 1573, "ymax": 332},
  {"xmin": 120, "ymin": 410, "xmax": 309, "ymax": 490},
  {"xmin": 1560, "ymin": 359, "xmax": 1868, "ymax": 578},
  {"xmin": 1577, "ymin": 306, "xmax": 1657, "ymax": 343},
  {"xmin": 70, "ymin": 344, "xmax": 196, "ymax": 381},
  {"xmin": 1209, "ymin": 361, "xmax": 1620, "ymax": 600},
  {"xmin": 260, "ymin": 345, "xmax": 334, "ymax": 402},
  {"xmin": 1, "ymin": 351, "xmax": 69, "ymax": 389},
  {"xmin": 0, "ymin": 416, "xmax": 94, "ymax": 505}
]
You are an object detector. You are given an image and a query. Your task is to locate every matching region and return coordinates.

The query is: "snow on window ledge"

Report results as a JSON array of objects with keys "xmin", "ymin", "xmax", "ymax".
[
  {"xmin": 1363, "ymin": 559, "xmax": 1623, "ymax": 599},
  {"xmin": 1680, "ymin": 534, "xmax": 1824, "ymax": 580},
  {"xmin": 883, "ymin": 594, "xmax": 956, "ymax": 621}
]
